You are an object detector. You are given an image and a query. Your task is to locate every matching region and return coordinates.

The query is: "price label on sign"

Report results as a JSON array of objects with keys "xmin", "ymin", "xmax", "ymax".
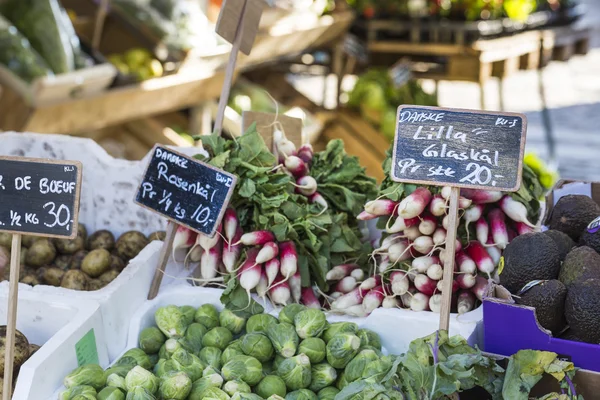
[
  {"xmin": 0, "ymin": 157, "xmax": 82, "ymax": 238},
  {"xmin": 391, "ymin": 105, "xmax": 527, "ymax": 191},
  {"xmin": 135, "ymin": 145, "xmax": 237, "ymax": 237}
]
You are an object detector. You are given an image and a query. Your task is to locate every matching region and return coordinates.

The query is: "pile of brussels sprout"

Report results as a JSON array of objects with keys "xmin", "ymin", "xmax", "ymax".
[{"xmin": 59, "ymin": 303, "xmax": 388, "ymax": 400}]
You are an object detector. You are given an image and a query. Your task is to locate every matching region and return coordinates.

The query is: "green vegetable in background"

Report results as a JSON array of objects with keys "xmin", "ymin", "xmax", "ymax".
[
  {"xmin": 278, "ymin": 304, "xmax": 307, "ymax": 325},
  {"xmin": 220, "ymin": 308, "xmax": 247, "ymax": 334},
  {"xmin": 222, "ymin": 339, "xmax": 244, "ymax": 365},
  {"xmin": 63, "ymin": 364, "xmax": 106, "ymax": 390},
  {"xmin": 170, "ymin": 348, "xmax": 204, "ymax": 382},
  {"xmin": 294, "ymin": 309, "xmax": 328, "ymax": 339},
  {"xmin": 125, "ymin": 366, "xmax": 159, "ymax": 393},
  {"xmin": 267, "ymin": 396, "xmax": 285, "ymax": 400},
  {"xmin": 181, "ymin": 323, "xmax": 206, "ymax": 355},
  {"xmin": 241, "ymin": 332, "xmax": 274, "ymax": 362},
  {"xmin": 158, "ymin": 371, "xmax": 192, "ymax": 400},
  {"xmin": 222, "ymin": 355, "xmax": 264, "ymax": 386},
  {"xmin": 106, "ymin": 373, "xmax": 126, "ymax": 391},
  {"xmin": 120, "ymin": 348, "xmax": 153, "ymax": 370},
  {"xmin": 199, "ymin": 346, "xmax": 223, "ymax": 370},
  {"xmin": 179, "ymin": 305, "xmax": 196, "ymax": 326},
  {"xmin": 124, "ymin": 386, "xmax": 156, "ymax": 400},
  {"xmin": 267, "ymin": 322, "xmax": 299, "ymax": 358},
  {"xmin": 316, "ymin": 386, "xmax": 339, "ymax": 400},
  {"xmin": 356, "ymin": 329, "xmax": 381, "ymax": 351},
  {"xmin": 231, "ymin": 393, "xmax": 264, "ymax": 400},
  {"xmin": 246, "ymin": 314, "xmax": 278, "ymax": 333},
  {"xmin": 203, "ymin": 366, "xmax": 220, "ymax": 377},
  {"xmin": 326, "ymin": 334, "xmax": 361, "ymax": 369},
  {"xmin": 155, "ymin": 305, "xmax": 188, "ymax": 338},
  {"xmin": 309, "ymin": 363, "xmax": 337, "ymax": 392},
  {"xmin": 277, "ymin": 354, "xmax": 312, "ymax": 391},
  {"xmin": 223, "ymin": 380, "xmax": 252, "ymax": 396},
  {"xmin": 200, "ymin": 386, "xmax": 232, "ymax": 400},
  {"xmin": 97, "ymin": 387, "xmax": 125, "ymax": 400},
  {"xmin": 139, "ymin": 327, "xmax": 166, "ymax": 355},
  {"xmin": 162, "ymin": 338, "xmax": 183, "ymax": 360},
  {"xmin": 285, "ymin": 389, "xmax": 318, "ymax": 400},
  {"xmin": 256, "ymin": 375, "xmax": 287, "ymax": 398},
  {"xmin": 59, "ymin": 385, "xmax": 97, "ymax": 400},
  {"xmin": 106, "ymin": 358, "xmax": 136, "ymax": 378},
  {"xmin": 188, "ymin": 374, "xmax": 224, "ymax": 400},
  {"xmin": 298, "ymin": 338, "xmax": 326, "ymax": 364},
  {"xmin": 194, "ymin": 304, "xmax": 220, "ymax": 329},
  {"xmin": 322, "ymin": 323, "xmax": 358, "ymax": 344},
  {"xmin": 336, "ymin": 371, "xmax": 348, "ymax": 390},
  {"xmin": 344, "ymin": 349, "xmax": 379, "ymax": 383},
  {"xmin": 202, "ymin": 327, "xmax": 233, "ymax": 350}
]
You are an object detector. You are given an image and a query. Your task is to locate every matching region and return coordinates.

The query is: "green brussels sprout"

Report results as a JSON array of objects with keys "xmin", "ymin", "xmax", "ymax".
[
  {"xmin": 223, "ymin": 380, "xmax": 251, "ymax": 396},
  {"xmin": 322, "ymin": 323, "xmax": 358, "ymax": 344},
  {"xmin": 199, "ymin": 346, "xmax": 223, "ymax": 370},
  {"xmin": 221, "ymin": 340, "xmax": 244, "ymax": 365},
  {"xmin": 356, "ymin": 329, "xmax": 382, "ymax": 351},
  {"xmin": 222, "ymin": 355, "xmax": 263, "ymax": 386},
  {"xmin": 231, "ymin": 394, "xmax": 264, "ymax": 400},
  {"xmin": 278, "ymin": 304, "xmax": 307, "ymax": 325},
  {"xmin": 241, "ymin": 332, "xmax": 274, "ymax": 362},
  {"xmin": 294, "ymin": 309, "xmax": 327, "ymax": 339},
  {"xmin": 203, "ymin": 327, "xmax": 233, "ymax": 350},
  {"xmin": 361, "ymin": 356, "xmax": 394, "ymax": 382},
  {"xmin": 179, "ymin": 305, "xmax": 196, "ymax": 326},
  {"xmin": 201, "ymin": 387, "xmax": 231, "ymax": 400},
  {"xmin": 155, "ymin": 305, "xmax": 188, "ymax": 338},
  {"xmin": 344, "ymin": 349, "xmax": 379, "ymax": 382},
  {"xmin": 326, "ymin": 333, "xmax": 360, "ymax": 369},
  {"xmin": 336, "ymin": 372, "xmax": 348, "ymax": 390},
  {"xmin": 158, "ymin": 371, "xmax": 192, "ymax": 400},
  {"xmin": 98, "ymin": 387, "xmax": 125, "ymax": 400},
  {"xmin": 285, "ymin": 389, "xmax": 318, "ymax": 400},
  {"xmin": 163, "ymin": 338, "xmax": 185, "ymax": 359},
  {"xmin": 317, "ymin": 387, "xmax": 339, "ymax": 400},
  {"xmin": 148, "ymin": 353, "xmax": 159, "ymax": 368},
  {"xmin": 153, "ymin": 359, "xmax": 178, "ymax": 378},
  {"xmin": 120, "ymin": 348, "xmax": 153, "ymax": 370},
  {"xmin": 360, "ymin": 345, "xmax": 383, "ymax": 357},
  {"xmin": 267, "ymin": 322, "xmax": 299, "ymax": 358},
  {"xmin": 277, "ymin": 354, "xmax": 311, "ymax": 391},
  {"xmin": 125, "ymin": 366, "xmax": 159, "ymax": 393},
  {"xmin": 59, "ymin": 385, "xmax": 97, "ymax": 400},
  {"xmin": 298, "ymin": 338, "xmax": 326, "ymax": 364},
  {"xmin": 262, "ymin": 360, "xmax": 275, "ymax": 376},
  {"xmin": 267, "ymin": 396, "xmax": 285, "ymax": 400},
  {"xmin": 64, "ymin": 364, "xmax": 106, "ymax": 390},
  {"xmin": 256, "ymin": 375, "xmax": 287, "ymax": 398},
  {"xmin": 309, "ymin": 364, "xmax": 337, "ymax": 392},
  {"xmin": 106, "ymin": 373, "xmax": 127, "ymax": 390},
  {"xmin": 182, "ymin": 323, "xmax": 207, "ymax": 354},
  {"xmin": 139, "ymin": 327, "xmax": 166, "ymax": 355},
  {"xmin": 194, "ymin": 304, "xmax": 220, "ymax": 329},
  {"xmin": 188, "ymin": 374, "xmax": 224, "ymax": 400},
  {"xmin": 125, "ymin": 386, "xmax": 156, "ymax": 400},
  {"xmin": 219, "ymin": 308, "xmax": 247, "ymax": 334},
  {"xmin": 170, "ymin": 348, "xmax": 205, "ymax": 381},
  {"xmin": 105, "ymin": 361, "xmax": 136, "ymax": 379},
  {"xmin": 203, "ymin": 366, "xmax": 220, "ymax": 377},
  {"xmin": 246, "ymin": 314, "xmax": 278, "ymax": 333}
]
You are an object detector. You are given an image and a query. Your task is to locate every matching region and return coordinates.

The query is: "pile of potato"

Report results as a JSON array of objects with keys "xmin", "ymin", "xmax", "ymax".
[
  {"xmin": 0, "ymin": 226, "xmax": 165, "ymax": 291},
  {"xmin": 0, "ymin": 326, "xmax": 39, "ymax": 397}
]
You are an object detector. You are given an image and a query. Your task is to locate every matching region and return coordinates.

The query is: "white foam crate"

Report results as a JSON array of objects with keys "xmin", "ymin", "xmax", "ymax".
[{"xmin": 0, "ymin": 285, "xmax": 109, "ymax": 400}]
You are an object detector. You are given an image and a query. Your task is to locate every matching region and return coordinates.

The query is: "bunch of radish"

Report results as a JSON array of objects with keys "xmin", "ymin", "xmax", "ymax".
[{"xmin": 325, "ymin": 186, "xmax": 539, "ymax": 317}]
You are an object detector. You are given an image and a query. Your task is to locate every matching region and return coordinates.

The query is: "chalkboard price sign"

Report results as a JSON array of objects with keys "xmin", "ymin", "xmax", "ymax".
[
  {"xmin": 391, "ymin": 105, "xmax": 527, "ymax": 191},
  {"xmin": 135, "ymin": 145, "xmax": 237, "ymax": 237},
  {"xmin": 0, "ymin": 157, "xmax": 82, "ymax": 239}
]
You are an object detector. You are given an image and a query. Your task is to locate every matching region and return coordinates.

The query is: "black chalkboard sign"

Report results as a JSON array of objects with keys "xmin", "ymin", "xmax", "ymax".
[
  {"xmin": 135, "ymin": 145, "xmax": 237, "ymax": 237},
  {"xmin": 0, "ymin": 157, "xmax": 82, "ymax": 239},
  {"xmin": 391, "ymin": 105, "xmax": 527, "ymax": 191}
]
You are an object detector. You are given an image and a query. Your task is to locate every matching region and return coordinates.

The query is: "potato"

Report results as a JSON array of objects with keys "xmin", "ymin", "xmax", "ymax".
[
  {"xmin": 41, "ymin": 267, "xmax": 65, "ymax": 287},
  {"xmin": 19, "ymin": 266, "xmax": 35, "ymax": 281},
  {"xmin": 81, "ymin": 249, "xmax": 111, "ymax": 278},
  {"xmin": 0, "ymin": 246, "xmax": 8, "ymax": 271},
  {"xmin": 20, "ymin": 275, "xmax": 39, "ymax": 286},
  {"xmin": 0, "ymin": 326, "xmax": 29, "ymax": 375},
  {"xmin": 54, "ymin": 255, "xmax": 72, "ymax": 271},
  {"xmin": 28, "ymin": 343, "xmax": 40, "ymax": 358},
  {"xmin": 25, "ymin": 239, "xmax": 56, "ymax": 268},
  {"xmin": 148, "ymin": 231, "xmax": 166, "ymax": 241},
  {"xmin": 99, "ymin": 269, "xmax": 119, "ymax": 285},
  {"xmin": 21, "ymin": 235, "xmax": 41, "ymax": 248},
  {"xmin": 54, "ymin": 235, "xmax": 84, "ymax": 255},
  {"xmin": 110, "ymin": 254, "xmax": 126, "ymax": 272},
  {"xmin": 61, "ymin": 270, "xmax": 88, "ymax": 290},
  {"xmin": 115, "ymin": 231, "xmax": 149, "ymax": 262},
  {"xmin": 0, "ymin": 233, "xmax": 11, "ymax": 248},
  {"xmin": 78, "ymin": 223, "xmax": 88, "ymax": 241},
  {"xmin": 70, "ymin": 250, "xmax": 88, "ymax": 270},
  {"xmin": 87, "ymin": 279, "xmax": 105, "ymax": 291},
  {"xmin": 87, "ymin": 230, "xmax": 115, "ymax": 251}
]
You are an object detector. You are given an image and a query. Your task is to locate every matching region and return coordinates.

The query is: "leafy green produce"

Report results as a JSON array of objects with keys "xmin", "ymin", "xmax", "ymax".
[
  {"xmin": 294, "ymin": 309, "xmax": 328, "ymax": 339},
  {"xmin": 97, "ymin": 386, "xmax": 125, "ymax": 400},
  {"xmin": 220, "ymin": 308, "xmax": 247, "ymax": 334},
  {"xmin": 138, "ymin": 327, "xmax": 166, "ymax": 355},
  {"xmin": 59, "ymin": 385, "xmax": 97, "ymax": 400},
  {"xmin": 223, "ymin": 380, "xmax": 252, "ymax": 396},
  {"xmin": 326, "ymin": 334, "xmax": 360, "ymax": 369},
  {"xmin": 194, "ymin": 304, "xmax": 221, "ymax": 329},
  {"xmin": 246, "ymin": 314, "xmax": 278, "ymax": 333},
  {"xmin": 222, "ymin": 355, "xmax": 264, "ymax": 386},
  {"xmin": 267, "ymin": 322, "xmax": 299, "ymax": 358},
  {"xmin": 322, "ymin": 323, "xmax": 358, "ymax": 344},
  {"xmin": 157, "ymin": 371, "xmax": 192, "ymax": 400},
  {"xmin": 63, "ymin": 364, "xmax": 106, "ymax": 390},
  {"xmin": 179, "ymin": 306, "xmax": 196, "ymax": 326},
  {"xmin": 278, "ymin": 304, "xmax": 307, "ymax": 325},
  {"xmin": 256, "ymin": 375, "xmax": 287, "ymax": 398},
  {"xmin": 277, "ymin": 354, "xmax": 312, "ymax": 391},
  {"xmin": 309, "ymin": 363, "xmax": 337, "ymax": 392},
  {"xmin": 203, "ymin": 327, "xmax": 233, "ymax": 350},
  {"xmin": 200, "ymin": 346, "xmax": 223, "ymax": 370},
  {"xmin": 188, "ymin": 374, "xmax": 224, "ymax": 399},
  {"xmin": 241, "ymin": 332, "xmax": 274, "ymax": 362},
  {"xmin": 298, "ymin": 338, "xmax": 326, "ymax": 364},
  {"xmin": 155, "ymin": 305, "xmax": 187, "ymax": 338},
  {"xmin": 125, "ymin": 366, "xmax": 158, "ymax": 393}
]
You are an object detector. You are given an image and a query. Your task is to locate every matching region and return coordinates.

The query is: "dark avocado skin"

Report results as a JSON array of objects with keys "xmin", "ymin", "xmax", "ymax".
[
  {"xmin": 558, "ymin": 246, "xmax": 600, "ymax": 289},
  {"xmin": 564, "ymin": 279, "xmax": 600, "ymax": 344},
  {"xmin": 516, "ymin": 280, "xmax": 567, "ymax": 335},
  {"xmin": 500, "ymin": 233, "xmax": 561, "ymax": 294},
  {"xmin": 548, "ymin": 195, "xmax": 600, "ymax": 241},
  {"xmin": 543, "ymin": 230, "xmax": 575, "ymax": 262},
  {"xmin": 580, "ymin": 226, "xmax": 600, "ymax": 254}
]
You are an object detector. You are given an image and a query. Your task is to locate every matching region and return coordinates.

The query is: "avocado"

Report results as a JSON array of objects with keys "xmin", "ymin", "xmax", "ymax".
[
  {"xmin": 516, "ymin": 280, "xmax": 567, "ymax": 334},
  {"xmin": 579, "ymin": 217, "xmax": 600, "ymax": 253},
  {"xmin": 558, "ymin": 246, "xmax": 600, "ymax": 288},
  {"xmin": 543, "ymin": 230, "xmax": 575, "ymax": 261},
  {"xmin": 564, "ymin": 279, "xmax": 600, "ymax": 344},
  {"xmin": 500, "ymin": 232, "xmax": 561, "ymax": 294},
  {"xmin": 548, "ymin": 195, "xmax": 600, "ymax": 241}
]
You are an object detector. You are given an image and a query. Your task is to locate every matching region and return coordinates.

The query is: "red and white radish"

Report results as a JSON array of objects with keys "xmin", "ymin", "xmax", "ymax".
[
  {"xmin": 256, "ymin": 268, "xmax": 269, "ymax": 299},
  {"xmin": 390, "ymin": 271, "xmax": 409, "ymax": 296},
  {"xmin": 414, "ymin": 274, "xmax": 437, "ymax": 296},
  {"xmin": 238, "ymin": 230, "xmax": 275, "ymax": 246},
  {"xmin": 388, "ymin": 241, "xmax": 411, "ymax": 263},
  {"xmin": 269, "ymin": 275, "xmax": 291, "ymax": 306},
  {"xmin": 223, "ymin": 208, "xmax": 238, "ymax": 245},
  {"xmin": 173, "ymin": 225, "xmax": 196, "ymax": 254},
  {"xmin": 290, "ymin": 271, "xmax": 302, "ymax": 303},
  {"xmin": 329, "ymin": 292, "xmax": 343, "ymax": 300},
  {"xmin": 426, "ymin": 264, "xmax": 443, "ymax": 281},
  {"xmin": 350, "ymin": 269, "xmax": 365, "ymax": 281},
  {"xmin": 364, "ymin": 199, "xmax": 398, "ymax": 216},
  {"xmin": 360, "ymin": 275, "xmax": 382, "ymax": 291},
  {"xmin": 333, "ymin": 276, "xmax": 357, "ymax": 294},
  {"xmin": 413, "ymin": 236, "xmax": 434, "ymax": 255},
  {"xmin": 285, "ymin": 155, "xmax": 308, "ymax": 178},
  {"xmin": 499, "ymin": 195, "xmax": 536, "ymax": 228},
  {"xmin": 264, "ymin": 258, "xmax": 280, "ymax": 287},
  {"xmin": 256, "ymin": 242, "xmax": 279, "ymax": 264},
  {"xmin": 476, "ymin": 218, "xmax": 489, "ymax": 245},
  {"xmin": 344, "ymin": 305, "xmax": 368, "ymax": 318},
  {"xmin": 472, "ymin": 275, "xmax": 489, "ymax": 301},
  {"xmin": 460, "ymin": 189, "xmax": 503, "ymax": 204},
  {"xmin": 326, "ymin": 264, "xmax": 359, "ymax": 281},
  {"xmin": 455, "ymin": 251, "xmax": 477, "ymax": 275},
  {"xmin": 274, "ymin": 131, "xmax": 297, "ymax": 159},
  {"xmin": 387, "ymin": 216, "xmax": 419, "ymax": 233},
  {"xmin": 301, "ymin": 287, "xmax": 320, "ymax": 309},
  {"xmin": 295, "ymin": 176, "xmax": 317, "ymax": 196},
  {"xmin": 436, "ymin": 279, "xmax": 459, "ymax": 293},
  {"xmin": 442, "ymin": 215, "xmax": 449, "ymax": 230},
  {"xmin": 201, "ymin": 243, "xmax": 222, "ymax": 280},
  {"xmin": 377, "ymin": 257, "xmax": 391, "ymax": 273},
  {"xmin": 412, "ymin": 255, "xmax": 440, "ymax": 274},
  {"xmin": 418, "ymin": 215, "xmax": 437, "ymax": 236},
  {"xmin": 187, "ymin": 245, "xmax": 203, "ymax": 263},
  {"xmin": 238, "ymin": 249, "xmax": 261, "ymax": 299},
  {"xmin": 488, "ymin": 208, "xmax": 509, "ymax": 249},
  {"xmin": 429, "ymin": 194, "xmax": 446, "ymax": 216},
  {"xmin": 308, "ymin": 192, "xmax": 328, "ymax": 214},
  {"xmin": 357, "ymin": 211, "xmax": 378, "ymax": 221},
  {"xmin": 441, "ymin": 186, "xmax": 452, "ymax": 200},
  {"xmin": 279, "ymin": 241, "xmax": 298, "ymax": 278},
  {"xmin": 464, "ymin": 204, "xmax": 484, "ymax": 236},
  {"xmin": 330, "ymin": 287, "xmax": 369, "ymax": 310},
  {"xmin": 397, "ymin": 187, "xmax": 432, "ymax": 219},
  {"xmin": 457, "ymin": 291, "xmax": 476, "ymax": 314},
  {"xmin": 382, "ymin": 296, "xmax": 399, "ymax": 308},
  {"xmin": 455, "ymin": 273, "xmax": 476, "ymax": 289},
  {"xmin": 458, "ymin": 197, "xmax": 473, "ymax": 209},
  {"xmin": 514, "ymin": 221, "xmax": 534, "ymax": 235},
  {"xmin": 297, "ymin": 144, "xmax": 314, "ymax": 164},
  {"xmin": 433, "ymin": 228, "xmax": 447, "ymax": 246},
  {"xmin": 403, "ymin": 226, "xmax": 421, "ymax": 241},
  {"xmin": 485, "ymin": 243, "xmax": 501, "ymax": 267},
  {"xmin": 465, "ymin": 241, "xmax": 495, "ymax": 274},
  {"xmin": 410, "ymin": 292, "xmax": 430, "ymax": 311},
  {"xmin": 362, "ymin": 285, "xmax": 385, "ymax": 313},
  {"xmin": 197, "ymin": 224, "xmax": 222, "ymax": 252},
  {"xmin": 429, "ymin": 294, "xmax": 443, "ymax": 313}
]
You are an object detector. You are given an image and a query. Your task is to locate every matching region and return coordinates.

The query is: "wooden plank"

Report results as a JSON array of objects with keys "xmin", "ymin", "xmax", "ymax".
[
  {"xmin": 492, "ymin": 56, "xmax": 520, "ymax": 78},
  {"xmin": 0, "ymin": 86, "xmax": 33, "ymax": 131},
  {"xmin": 147, "ymin": 223, "xmax": 176, "ymax": 300},
  {"xmin": 3, "ymin": 234, "xmax": 21, "ymax": 399},
  {"xmin": 439, "ymin": 187, "xmax": 459, "ymax": 331},
  {"xmin": 368, "ymin": 41, "xmax": 465, "ymax": 56}
]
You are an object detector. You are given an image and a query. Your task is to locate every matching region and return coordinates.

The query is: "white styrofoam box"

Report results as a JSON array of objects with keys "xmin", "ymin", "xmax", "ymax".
[{"xmin": 0, "ymin": 284, "xmax": 109, "ymax": 400}]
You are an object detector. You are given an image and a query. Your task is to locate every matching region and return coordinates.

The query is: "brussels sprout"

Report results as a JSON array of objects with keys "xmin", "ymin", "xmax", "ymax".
[
  {"xmin": 336, "ymin": 372, "xmax": 348, "ymax": 390},
  {"xmin": 120, "ymin": 348, "xmax": 153, "ymax": 370},
  {"xmin": 263, "ymin": 360, "xmax": 275, "ymax": 376},
  {"xmin": 170, "ymin": 348, "xmax": 205, "ymax": 381},
  {"xmin": 153, "ymin": 359, "xmax": 177, "ymax": 378},
  {"xmin": 267, "ymin": 396, "xmax": 285, "ymax": 400},
  {"xmin": 326, "ymin": 333, "xmax": 360, "ymax": 369},
  {"xmin": 277, "ymin": 354, "xmax": 311, "ymax": 391},
  {"xmin": 219, "ymin": 308, "xmax": 247, "ymax": 334},
  {"xmin": 182, "ymin": 323, "xmax": 207, "ymax": 355},
  {"xmin": 322, "ymin": 323, "xmax": 358, "ymax": 344},
  {"xmin": 267, "ymin": 323, "xmax": 299, "ymax": 358},
  {"xmin": 285, "ymin": 389, "xmax": 318, "ymax": 400},
  {"xmin": 241, "ymin": 332, "xmax": 274, "ymax": 362},
  {"xmin": 309, "ymin": 363, "xmax": 337, "ymax": 392},
  {"xmin": 199, "ymin": 346, "xmax": 223, "ymax": 370},
  {"xmin": 273, "ymin": 354, "xmax": 286, "ymax": 372},
  {"xmin": 105, "ymin": 359, "xmax": 136, "ymax": 378},
  {"xmin": 294, "ymin": 309, "xmax": 327, "ymax": 339},
  {"xmin": 148, "ymin": 353, "xmax": 159, "ymax": 368},
  {"xmin": 256, "ymin": 375, "xmax": 287, "ymax": 398},
  {"xmin": 298, "ymin": 338, "xmax": 326, "ymax": 364},
  {"xmin": 361, "ymin": 356, "xmax": 394, "ymax": 382},
  {"xmin": 107, "ymin": 373, "xmax": 127, "ymax": 390},
  {"xmin": 179, "ymin": 305, "xmax": 196, "ymax": 326},
  {"xmin": 201, "ymin": 387, "xmax": 231, "ymax": 400},
  {"xmin": 125, "ymin": 366, "xmax": 159, "ymax": 393},
  {"xmin": 155, "ymin": 305, "xmax": 188, "ymax": 338},
  {"xmin": 317, "ymin": 387, "xmax": 339, "ymax": 400},
  {"xmin": 98, "ymin": 387, "xmax": 125, "ymax": 400},
  {"xmin": 125, "ymin": 386, "xmax": 156, "ymax": 400},
  {"xmin": 59, "ymin": 385, "xmax": 97, "ymax": 400},
  {"xmin": 223, "ymin": 380, "xmax": 252, "ymax": 396},
  {"xmin": 246, "ymin": 314, "xmax": 278, "ymax": 333},
  {"xmin": 64, "ymin": 364, "xmax": 106, "ymax": 390},
  {"xmin": 139, "ymin": 327, "xmax": 166, "ymax": 355},
  {"xmin": 203, "ymin": 366, "xmax": 220, "ymax": 377},
  {"xmin": 203, "ymin": 327, "xmax": 233, "ymax": 350},
  {"xmin": 278, "ymin": 304, "xmax": 307, "ymax": 325},
  {"xmin": 162, "ymin": 338, "xmax": 185, "ymax": 359},
  {"xmin": 344, "ymin": 349, "xmax": 379, "ymax": 382},
  {"xmin": 231, "ymin": 394, "xmax": 264, "ymax": 400},
  {"xmin": 194, "ymin": 304, "xmax": 220, "ymax": 329},
  {"xmin": 158, "ymin": 371, "xmax": 192, "ymax": 400},
  {"xmin": 188, "ymin": 374, "xmax": 224, "ymax": 400},
  {"xmin": 222, "ymin": 355, "xmax": 263, "ymax": 386},
  {"xmin": 221, "ymin": 340, "xmax": 244, "ymax": 365},
  {"xmin": 356, "ymin": 329, "xmax": 382, "ymax": 351}
]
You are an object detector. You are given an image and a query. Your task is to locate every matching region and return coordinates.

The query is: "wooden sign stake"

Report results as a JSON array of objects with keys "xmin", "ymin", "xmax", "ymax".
[
  {"xmin": 147, "ymin": 222, "xmax": 177, "ymax": 300},
  {"xmin": 3, "ymin": 234, "xmax": 21, "ymax": 399},
  {"xmin": 439, "ymin": 188, "xmax": 460, "ymax": 331},
  {"xmin": 92, "ymin": 0, "xmax": 110, "ymax": 51}
]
